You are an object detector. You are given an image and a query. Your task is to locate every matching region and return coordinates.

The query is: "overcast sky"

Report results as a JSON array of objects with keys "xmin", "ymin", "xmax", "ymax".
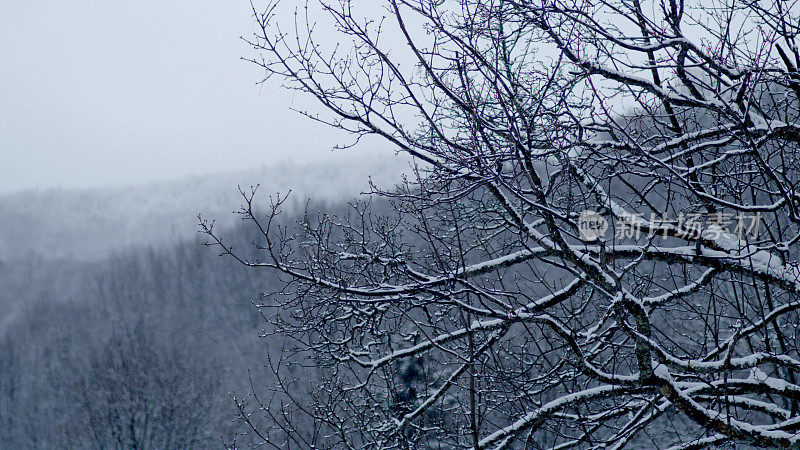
[{"xmin": 0, "ymin": 0, "xmax": 372, "ymax": 193}]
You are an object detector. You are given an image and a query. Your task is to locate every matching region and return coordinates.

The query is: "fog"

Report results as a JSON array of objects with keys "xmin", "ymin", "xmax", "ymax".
[
  {"xmin": 0, "ymin": 0, "xmax": 377, "ymax": 193},
  {"xmin": 0, "ymin": 4, "xmax": 413, "ymax": 446}
]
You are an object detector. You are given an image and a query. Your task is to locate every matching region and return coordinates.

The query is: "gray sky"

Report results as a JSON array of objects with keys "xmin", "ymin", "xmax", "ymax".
[{"xmin": 0, "ymin": 0, "xmax": 365, "ymax": 193}]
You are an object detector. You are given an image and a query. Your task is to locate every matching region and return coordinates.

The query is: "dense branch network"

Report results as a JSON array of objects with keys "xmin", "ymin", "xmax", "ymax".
[{"xmin": 207, "ymin": 0, "xmax": 800, "ymax": 448}]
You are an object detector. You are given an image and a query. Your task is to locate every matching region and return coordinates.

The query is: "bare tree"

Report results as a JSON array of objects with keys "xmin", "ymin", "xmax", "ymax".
[{"xmin": 207, "ymin": 0, "xmax": 800, "ymax": 447}]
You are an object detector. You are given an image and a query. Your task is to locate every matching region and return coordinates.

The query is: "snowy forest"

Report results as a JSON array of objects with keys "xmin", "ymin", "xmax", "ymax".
[
  {"xmin": 6, "ymin": 0, "xmax": 800, "ymax": 448},
  {"xmin": 0, "ymin": 160, "xmax": 401, "ymax": 447}
]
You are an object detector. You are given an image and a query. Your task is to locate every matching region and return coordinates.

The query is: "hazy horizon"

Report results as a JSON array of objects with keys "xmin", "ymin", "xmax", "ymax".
[
  {"xmin": 0, "ymin": 148, "xmax": 400, "ymax": 196},
  {"xmin": 0, "ymin": 0, "xmax": 376, "ymax": 194}
]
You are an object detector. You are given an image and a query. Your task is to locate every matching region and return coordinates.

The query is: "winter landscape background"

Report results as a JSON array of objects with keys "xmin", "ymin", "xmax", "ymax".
[{"xmin": 0, "ymin": 156, "xmax": 407, "ymax": 447}]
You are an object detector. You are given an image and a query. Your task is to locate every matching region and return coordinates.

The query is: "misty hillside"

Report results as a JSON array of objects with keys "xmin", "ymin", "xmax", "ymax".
[
  {"xmin": 0, "ymin": 213, "xmax": 287, "ymax": 447},
  {"xmin": 0, "ymin": 154, "xmax": 408, "ymax": 261},
  {"xmin": 0, "ymin": 169, "xmax": 402, "ymax": 447}
]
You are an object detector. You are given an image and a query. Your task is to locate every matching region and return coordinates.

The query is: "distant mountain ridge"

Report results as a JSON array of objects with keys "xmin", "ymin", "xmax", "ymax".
[{"xmin": 0, "ymin": 154, "xmax": 409, "ymax": 261}]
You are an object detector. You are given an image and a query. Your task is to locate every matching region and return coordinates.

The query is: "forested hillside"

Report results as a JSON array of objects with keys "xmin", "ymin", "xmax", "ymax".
[
  {"xmin": 0, "ymin": 155, "xmax": 405, "ymax": 261},
  {"xmin": 0, "ymin": 194, "xmax": 371, "ymax": 447}
]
